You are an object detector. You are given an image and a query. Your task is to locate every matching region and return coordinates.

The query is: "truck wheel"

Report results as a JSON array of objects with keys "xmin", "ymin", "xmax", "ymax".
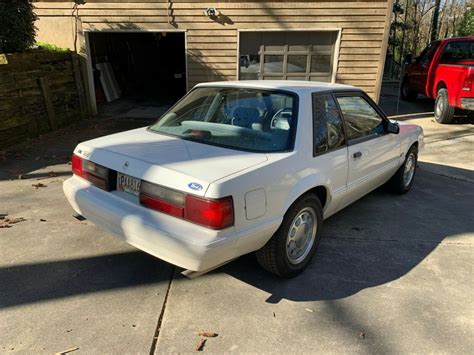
[
  {"xmin": 401, "ymin": 78, "xmax": 418, "ymax": 101},
  {"xmin": 435, "ymin": 88, "xmax": 455, "ymax": 124},
  {"xmin": 255, "ymin": 194, "xmax": 323, "ymax": 278},
  {"xmin": 390, "ymin": 145, "xmax": 418, "ymax": 194}
]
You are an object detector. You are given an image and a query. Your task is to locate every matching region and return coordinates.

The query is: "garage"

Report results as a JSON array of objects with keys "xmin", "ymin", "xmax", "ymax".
[
  {"xmin": 35, "ymin": 1, "xmax": 393, "ymax": 111},
  {"xmin": 86, "ymin": 31, "xmax": 186, "ymax": 117}
]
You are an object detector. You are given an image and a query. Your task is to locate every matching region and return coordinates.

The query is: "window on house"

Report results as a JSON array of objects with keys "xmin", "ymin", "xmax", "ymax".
[{"xmin": 239, "ymin": 31, "xmax": 338, "ymax": 82}]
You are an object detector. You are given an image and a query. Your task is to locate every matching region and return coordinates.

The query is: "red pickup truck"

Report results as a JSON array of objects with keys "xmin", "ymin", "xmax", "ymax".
[{"xmin": 401, "ymin": 36, "xmax": 474, "ymax": 123}]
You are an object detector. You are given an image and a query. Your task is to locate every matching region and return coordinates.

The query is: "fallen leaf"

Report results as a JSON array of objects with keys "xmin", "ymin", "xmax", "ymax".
[
  {"xmin": 195, "ymin": 338, "xmax": 206, "ymax": 352},
  {"xmin": 48, "ymin": 171, "xmax": 58, "ymax": 177},
  {"xmin": 0, "ymin": 217, "xmax": 26, "ymax": 228},
  {"xmin": 198, "ymin": 331, "xmax": 218, "ymax": 338},
  {"xmin": 40, "ymin": 219, "xmax": 47, "ymax": 222},
  {"xmin": 32, "ymin": 183, "xmax": 47, "ymax": 189}
]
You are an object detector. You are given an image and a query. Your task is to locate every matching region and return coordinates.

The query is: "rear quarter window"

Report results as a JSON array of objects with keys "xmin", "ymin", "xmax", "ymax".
[{"xmin": 441, "ymin": 41, "xmax": 474, "ymax": 62}]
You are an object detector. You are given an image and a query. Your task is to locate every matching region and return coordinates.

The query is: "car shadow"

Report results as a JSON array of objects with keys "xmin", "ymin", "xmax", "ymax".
[
  {"xmin": 1, "ymin": 165, "xmax": 471, "ymax": 309},
  {"xmin": 215, "ymin": 166, "xmax": 474, "ymax": 303},
  {"xmin": 0, "ymin": 251, "xmax": 172, "ymax": 309}
]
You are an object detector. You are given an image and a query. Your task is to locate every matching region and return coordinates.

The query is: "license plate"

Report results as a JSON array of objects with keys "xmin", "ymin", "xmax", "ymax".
[{"xmin": 117, "ymin": 173, "xmax": 141, "ymax": 196}]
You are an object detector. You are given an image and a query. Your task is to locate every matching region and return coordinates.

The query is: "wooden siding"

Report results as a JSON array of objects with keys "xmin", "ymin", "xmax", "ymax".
[{"xmin": 34, "ymin": 1, "xmax": 392, "ymax": 99}]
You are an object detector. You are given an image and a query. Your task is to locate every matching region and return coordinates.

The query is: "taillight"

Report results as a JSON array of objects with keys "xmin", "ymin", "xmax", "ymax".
[
  {"xmin": 71, "ymin": 154, "xmax": 112, "ymax": 191},
  {"xmin": 139, "ymin": 181, "xmax": 185, "ymax": 218},
  {"xmin": 462, "ymin": 73, "xmax": 473, "ymax": 92},
  {"xmin": 139, "ymin": 180, "xmax": 234, "ymax": 230},
  {"xmin": 185, "ymin": 195, "xmax": 234, "ymax": 230},
  {"xmin": 71, "ymin": 154, "xmax": 82, "ymax": 176}
]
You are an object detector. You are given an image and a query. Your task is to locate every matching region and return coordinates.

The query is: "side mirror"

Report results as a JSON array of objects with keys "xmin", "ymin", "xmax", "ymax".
[{"xmin": 387, "ymin": 122, "xmax": 400, "ymax": 134}]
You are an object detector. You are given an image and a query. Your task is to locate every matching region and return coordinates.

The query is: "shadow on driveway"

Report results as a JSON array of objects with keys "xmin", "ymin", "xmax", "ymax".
[
  {"xmin": 219, "ymin": 166, "xmax": 474, "ymax": 303},
  {"xmin": 1, "ymin": 165, "xmax": 472, "ymax": 309},
  {"xmin": 0, "ymin": 251, "xmax": 172, "ymax": 309}
]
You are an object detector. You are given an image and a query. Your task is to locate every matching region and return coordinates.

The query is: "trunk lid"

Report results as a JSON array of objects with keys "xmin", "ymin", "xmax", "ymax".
[{"xmin": 74, "ymin": 127, "xmax": 267, "ymax": 196}]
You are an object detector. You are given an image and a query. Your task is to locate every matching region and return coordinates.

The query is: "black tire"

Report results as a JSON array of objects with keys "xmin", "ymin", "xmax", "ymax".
[
  {"xmin": 434, "ymin": 88, "xmax": 455, "ymax": 124},
  {"xmin": 400, "ymin": 78, "xmax": 418, "ymax": 101},
  {"xmin": 255, "ymin": 193, "xmax": 323, "ymax": 278},
  {"xmin": 390, "ymin": 145, "xmax": 418, "ymax": 194}
]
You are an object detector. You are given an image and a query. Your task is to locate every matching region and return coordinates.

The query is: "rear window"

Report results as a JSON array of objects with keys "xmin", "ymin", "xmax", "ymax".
[
  {"xmin": 441, "ymin": 41, "xmax": 474, "ymax": 62},
  {"xmin": 149, "ymin": 87, "xmax": 297, "ymax": 152}
]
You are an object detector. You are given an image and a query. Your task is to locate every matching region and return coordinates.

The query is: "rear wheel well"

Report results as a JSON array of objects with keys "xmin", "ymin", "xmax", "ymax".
[
  {"xmin": 436, "ymin": 81, "xmax": 447, "ymax": 92},
  {"xmin": 308, "ymin": 186, "xmax": 327, "ymax": 209}
]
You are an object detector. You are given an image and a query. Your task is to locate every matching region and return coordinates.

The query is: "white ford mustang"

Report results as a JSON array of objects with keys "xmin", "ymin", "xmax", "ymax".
[{"xmin": 64, "ymin": 81, "xmax": 424, "ymax": 278}]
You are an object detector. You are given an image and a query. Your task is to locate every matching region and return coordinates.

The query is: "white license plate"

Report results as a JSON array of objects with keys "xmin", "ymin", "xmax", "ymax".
[{"xmin": 117, "ymin": 173, "xmax": 141, "ymax": 196}]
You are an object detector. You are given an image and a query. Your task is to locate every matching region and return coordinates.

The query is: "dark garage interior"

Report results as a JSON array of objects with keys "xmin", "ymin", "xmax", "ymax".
[{"xmin": 88, "ymin": 32, "xmax": 186, "ymax": 118}]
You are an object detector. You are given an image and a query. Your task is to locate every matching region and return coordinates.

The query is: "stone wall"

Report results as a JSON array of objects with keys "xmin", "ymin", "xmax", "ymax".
[{"xmin": 0, "ymin": 50, "xmax": 87, "ymax": 148}]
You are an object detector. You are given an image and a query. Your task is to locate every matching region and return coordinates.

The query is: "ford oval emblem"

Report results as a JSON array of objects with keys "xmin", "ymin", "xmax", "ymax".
[{"xmin": 188, "ymin": 182, "xmax": 203, "ymax": 191}]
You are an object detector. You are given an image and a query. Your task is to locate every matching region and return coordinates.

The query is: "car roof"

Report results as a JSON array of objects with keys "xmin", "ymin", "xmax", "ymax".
[{"xmin": 195, "ymin": 80, "xmax": 360, "ymax": 95}]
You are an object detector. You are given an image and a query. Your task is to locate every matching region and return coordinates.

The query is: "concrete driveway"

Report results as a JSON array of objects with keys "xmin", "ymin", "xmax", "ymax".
[{"xmin": 1, "ymin": 98, "xmax": 473, "ymax": 353}]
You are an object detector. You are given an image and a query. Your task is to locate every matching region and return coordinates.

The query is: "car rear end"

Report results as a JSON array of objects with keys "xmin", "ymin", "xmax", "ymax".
[
  {"xmin": 434, "ymin": 37, "xmax": 474, "ymax": 110},
  {"xmin": 459, "ymin": 66, "xmax": 474, "ymax": 110},
  {"xmin": 64, "ymin": 145, "xmax": 238, "ymax": 272}
]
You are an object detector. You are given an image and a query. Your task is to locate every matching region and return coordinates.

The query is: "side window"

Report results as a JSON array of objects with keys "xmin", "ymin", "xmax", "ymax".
[
  {"xmin": 312, "ymin": 93, "xmax": 345, "ymax": 155},
  {"xmin": 416, "ymin": 42, "xmax": 440, "ymax": 65},
  {"xmin": 336, "ymin": 96, "xmax": 384, "ymax": 141},
  {"xmin": 441, "ymin": 41, "xmax": 474, "ymax": 62}
]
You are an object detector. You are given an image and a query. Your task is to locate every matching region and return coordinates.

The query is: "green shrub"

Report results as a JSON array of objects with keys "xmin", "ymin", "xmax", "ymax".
[
  {"xmin": 0, "ymin": 0, "xmax": 37, "ymax": 53},
  {"xmin": 36, "ymin": 42, "xmax": 69, "ymax": 53}
]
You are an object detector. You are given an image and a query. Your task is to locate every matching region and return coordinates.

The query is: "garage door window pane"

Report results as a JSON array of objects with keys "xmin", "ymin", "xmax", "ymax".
[
  {"xmin": 287, "ymin": 55, "xmax": 307, "ymax": 73},
  {"xmin": 336, "ymin": 96, "xmax": 384, "ymax": 141},
  {"xmin": 311, "ymin": 55, "xmax": 331, "ymax": 73},
  {"xmin": 264, "ymin": 55, "xmax": 284, "ymax": 73},
  {"xmin": 240, "ymin": 55, "xmax": 260, "ymax": 80}
]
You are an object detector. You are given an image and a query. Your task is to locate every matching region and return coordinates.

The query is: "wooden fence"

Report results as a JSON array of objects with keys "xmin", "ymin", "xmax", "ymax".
[{"xmin": 0, "ymin": 50, "xmax": 87, "ymax": 148}]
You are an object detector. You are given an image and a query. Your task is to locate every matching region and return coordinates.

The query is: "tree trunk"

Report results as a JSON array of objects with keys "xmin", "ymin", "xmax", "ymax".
[{"xmin": 431, "ymin": 0, "xmax": 441, "ymax": 41}]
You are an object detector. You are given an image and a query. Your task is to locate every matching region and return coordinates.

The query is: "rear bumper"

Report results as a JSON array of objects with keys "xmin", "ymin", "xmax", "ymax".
[
  {"xmin": 460, "ymin": 98, "xmax": 474, "ymax": 111},
  {"xmin": 63, "ymin": 176, "xmax": 239, "ymax": 271}
]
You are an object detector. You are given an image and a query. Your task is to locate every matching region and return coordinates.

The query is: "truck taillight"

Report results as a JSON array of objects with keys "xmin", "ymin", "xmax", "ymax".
[
  {"xmin": 139, "ymin": 180, "xmax": 234, "ymax": 230},
  {"xmin": 71, "ymin": 154, "xmax": 112, "ymax": 191},
  {"xmin": 462, "ymin": 73, "xmax": 473, "ymax": 92}
]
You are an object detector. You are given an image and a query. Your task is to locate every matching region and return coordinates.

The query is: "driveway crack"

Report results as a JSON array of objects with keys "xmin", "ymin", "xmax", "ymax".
[{"xmin": 149, "ymin": 267, "xmax": 175, "ymax": 355}]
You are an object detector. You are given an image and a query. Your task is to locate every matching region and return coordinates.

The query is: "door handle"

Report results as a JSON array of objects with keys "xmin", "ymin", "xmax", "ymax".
[{"xmin": 353, "ymin": 151, "xmax": 362, "ymax": 159}]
